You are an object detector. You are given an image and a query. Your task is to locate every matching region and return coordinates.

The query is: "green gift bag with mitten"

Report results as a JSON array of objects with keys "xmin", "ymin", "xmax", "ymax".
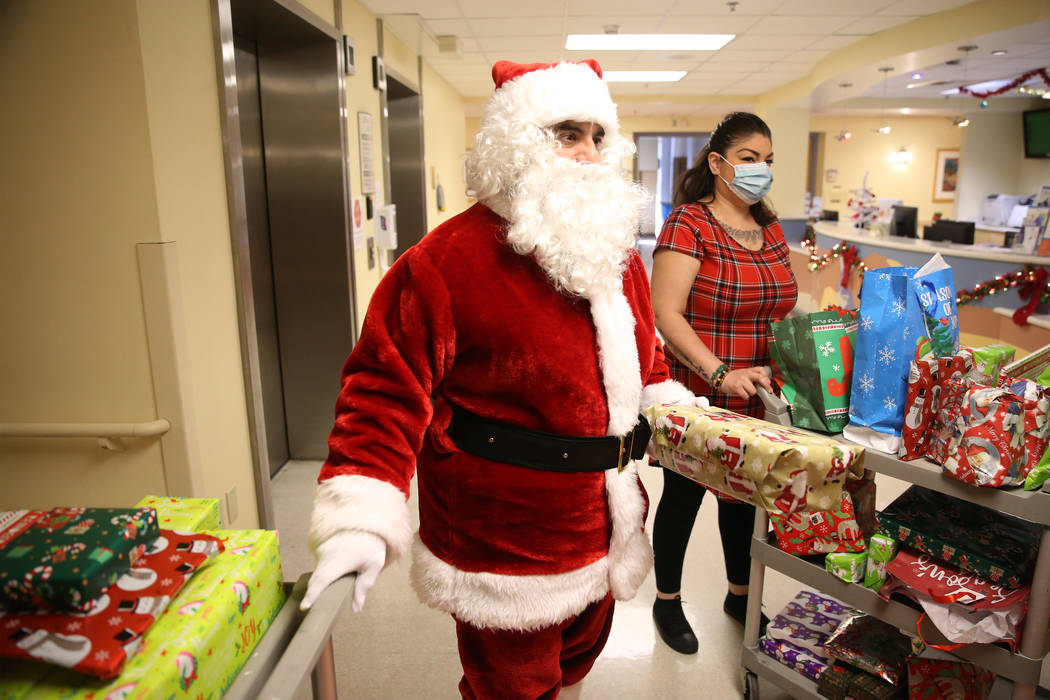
[{"xmin": 769, "ymin": 309, "xmax": 858, "ymax": 433}]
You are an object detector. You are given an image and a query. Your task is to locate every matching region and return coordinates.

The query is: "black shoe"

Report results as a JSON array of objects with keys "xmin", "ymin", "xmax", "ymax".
[
  {"xmin": 653, "ymin": 596, "xmax": 699, "ymax": 654},
  {"xmin": 723, "ymin": 592, "xmax": 769, "ymax": 636}
]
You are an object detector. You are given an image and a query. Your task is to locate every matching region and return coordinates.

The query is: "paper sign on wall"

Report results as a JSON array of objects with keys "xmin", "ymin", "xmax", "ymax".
[
  {"xmin": 351, "ymin": 196, "xmax": 365, "ymax": 250},
  {"xmin": 358, "ymin": 112, "xmax": 376, "ymax": 195}
]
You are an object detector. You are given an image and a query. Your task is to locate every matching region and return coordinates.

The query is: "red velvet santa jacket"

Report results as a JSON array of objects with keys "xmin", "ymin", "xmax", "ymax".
[{"xmin": 310, "ymin": 203, "xmax": 692, "ymax": 631}]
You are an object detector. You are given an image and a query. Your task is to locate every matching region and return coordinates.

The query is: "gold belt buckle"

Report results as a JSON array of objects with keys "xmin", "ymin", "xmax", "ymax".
[{"xmin": 617, "ymin": 429, "xmax": 635, "ymax": 473}]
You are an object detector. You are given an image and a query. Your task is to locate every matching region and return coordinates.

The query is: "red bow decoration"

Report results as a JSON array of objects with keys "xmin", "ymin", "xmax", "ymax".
[
  {"xmin": 839, "ymin": 245, "xmax": 858, "ymax": 289},
  {"xmin": 1013, "ymin": 266, "xmax": 1050, "ymax": 326}
]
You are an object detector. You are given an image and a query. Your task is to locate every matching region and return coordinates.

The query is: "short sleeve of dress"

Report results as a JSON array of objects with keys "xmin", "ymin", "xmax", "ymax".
[{"xmin": 655, "ymin": 205, "xmax": 709, "ymax": 263}]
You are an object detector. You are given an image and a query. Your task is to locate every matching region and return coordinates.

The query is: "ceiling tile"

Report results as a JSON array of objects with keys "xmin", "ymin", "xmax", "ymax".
[
  {"xmin": 654, "ymin": 15, "xmax": 760, "ymax": 33},
  {"xmin": 835, "ymin": 15, "xmax": 918, "ymax": 35},
  {"xmin": 773, "ymin": 0, "xmax": 896, "ymax": 15},
  {"xmin": 708, "ymin": 49, "xmax": 795, "ymax": 62},
  {"xmin": 698, "ymin": 60, "xmax": 773, "ymax": 72},
  {"xmin": 467, "ymin": 17, "xmax": 564, "ymax": 35},
  {"xmin": 361, "ymin": 0, "xmax": 461, "ymax": 16},
  {"xmin": 746, "ymin": 15, "xmax": 857, "ymax": 34},
  {"xmin": 568, "ymin": 0, "xmax": 677, "ymax": 14},
  {"xmin": 476, "ymin": 35, "xmax": 565, "ymax": 52},
  {"xmin": 423, "ymin": 19, "xmax": 473, "ymax": 36},
  {"xmin": 722, "ymin": 34, "xmax": 818, "ymax": 50},
  {"xmin": 565, "ymin": 16, "xmax": 664, "ymax": 33},
  {"xmin": 669, "ymin": 0, "xmax": 784, "ymax": 15},
  {"xmin": 806, "ymin": 35, "xmax": 865, "ymax": 51},
  {"xmin": 455, "ymin": 0, "xmax": 566, "ymax": 16}
]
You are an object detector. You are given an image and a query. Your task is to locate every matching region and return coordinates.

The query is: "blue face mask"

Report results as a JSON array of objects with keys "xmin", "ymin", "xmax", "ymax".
[{"xmin": 717, "ymin": 153, "xmax": 773, "ymax": 204}]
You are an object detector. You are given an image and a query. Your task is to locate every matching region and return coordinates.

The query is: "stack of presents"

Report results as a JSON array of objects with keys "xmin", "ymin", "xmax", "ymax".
[
  {"xmin": 0, "ymin": 496, "xmax": 284, "ymax": 699},
  {"xmin": 646, "ymin": 253, "xmax": 1050, "ymax": 699}
]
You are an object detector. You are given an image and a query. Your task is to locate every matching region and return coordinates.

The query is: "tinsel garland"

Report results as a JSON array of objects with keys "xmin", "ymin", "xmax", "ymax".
[
  {"xmin": 801, "ymin": 232, "xmax": 1050, "ymax": 309},
  {"xmin": 959, "ymin": 67, "xmax": 1050, "ymax": 98}
]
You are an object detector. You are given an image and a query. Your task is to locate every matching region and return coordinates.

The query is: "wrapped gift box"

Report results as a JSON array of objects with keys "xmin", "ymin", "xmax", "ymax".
[
  {"xmin": 818, "ymin": 662, "xmax": 905, "ymax": 700},
  {"xmin": 877, "ymin": 486, "xmax": 1042, "ymax": 588},
  {"xmin": 771, "ymin": 488, "xmax": 866, "ymax": 555},
  {"xmin": 900, "ymin": 351, "xmax": 973, "ymax": 461},
  {"xmin": 906, "ymin": 657, "xmax": 994, "ymax": 700},
  {"xmin": 0, "ymin": 531, "xmax": 222, "ymax": 679},
  {"xmin": 134, "ymin": 496, "xmax": 221, "ymax": 533},
  {"xmin": 645, "ymin": 404, "xmax": 865, "ymax": 515},
  {"xmin": 0, "ymin": 530, "xmax": 284, "ymax": 699},
  {"xmin": 824, "ymin": 614, "xmax": 914, "ymax": 685},
  {"xmin": 759, "ymin": 589, "xmax": 854, "ymax": 682},
  {"xmin": 1, "ymin": 508, "xmax": 159, "ymax": 612}
]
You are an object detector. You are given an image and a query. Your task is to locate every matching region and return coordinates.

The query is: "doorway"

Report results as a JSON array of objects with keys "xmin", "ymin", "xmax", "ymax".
[
  {"xmin": 385, "ymin": 74, "xmax": 428, "ymax": 260},
  {"xmin": 216, "ymin": 0, "xmax": 358, "ymax": 507}
]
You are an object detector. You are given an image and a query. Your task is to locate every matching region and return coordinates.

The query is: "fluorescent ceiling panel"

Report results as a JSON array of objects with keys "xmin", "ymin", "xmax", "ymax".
[
  {"xmin": 603, "ymin": 70, "xmax": 687, "ymax": 82},
  {"xmin": 565, "ymin": 34, "xmax": 735, "ymax": 51}
]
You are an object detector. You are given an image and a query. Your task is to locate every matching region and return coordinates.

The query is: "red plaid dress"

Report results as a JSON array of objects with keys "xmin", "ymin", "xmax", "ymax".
[{"xmin": 655, "ymin": 202, "xmax": 798, "ymax": 418}]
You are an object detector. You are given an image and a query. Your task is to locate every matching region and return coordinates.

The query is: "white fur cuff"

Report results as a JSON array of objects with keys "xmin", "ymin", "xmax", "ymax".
[
  {"xmin": 309, "ymin": 475, "xmax": 412, "ymax": 564},
  {"xmin": 640, "ymin": 379, "xmax": 693, "ymax": 409}
]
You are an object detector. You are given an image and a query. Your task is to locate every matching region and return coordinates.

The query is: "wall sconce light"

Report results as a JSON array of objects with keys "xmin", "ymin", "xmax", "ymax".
[
  {"xmin": 890, "ymin": 147, "xmax": 913, "ymax": 165},
  {"xmin": 836, "ymin": 129, "xmax": 852, "ymax": 142}
]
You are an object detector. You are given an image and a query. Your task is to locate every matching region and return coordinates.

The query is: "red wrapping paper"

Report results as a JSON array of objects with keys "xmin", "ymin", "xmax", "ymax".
[{"xmin": 0, "ymin": 530, "xmax": 222, "ymax": 679}]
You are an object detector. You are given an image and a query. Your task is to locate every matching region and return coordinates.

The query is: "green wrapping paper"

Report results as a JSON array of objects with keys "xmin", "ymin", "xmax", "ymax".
[
  {"xmin": 0, "ymin": 508, "xmax": 159, "ymax": 612},
  {"xmin": 864, "ymin": 534, "xmax": 899, "ymax": 591},
  {"xmin": 877, "ymin": 485, "xmax": 1042, "ymax": 588},
  {"xmin": 826, "ymin": 551, "xmax": 867, "ymax": 583},
  {"xmin": 0, "ymin": 530, "xmax": 284, "ymax": 700},
  {"xmin": 134, "ymin": 496, "xmax": 221, "ymax": 533}
]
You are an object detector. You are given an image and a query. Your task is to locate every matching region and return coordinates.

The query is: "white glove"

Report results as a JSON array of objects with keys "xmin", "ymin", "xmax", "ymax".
[
  {"xmin": 673, "ymin": 395, "xmax": 711, "ymax": 410},
  {"xmin": 300, "ymin": 530, "xmax": 386, "ymax": 612}
]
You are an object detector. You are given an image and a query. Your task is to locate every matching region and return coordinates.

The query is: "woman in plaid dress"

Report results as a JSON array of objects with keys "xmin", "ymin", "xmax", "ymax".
[{"xmin": 649, "ymin": 112, "xmax": 798, "ymax": 654}]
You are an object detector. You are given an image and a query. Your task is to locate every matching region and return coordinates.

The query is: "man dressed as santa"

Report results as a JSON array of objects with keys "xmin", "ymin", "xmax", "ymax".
[{"xmin": 302, "ymin": 58, "xmax": 696, "ymax": 698}]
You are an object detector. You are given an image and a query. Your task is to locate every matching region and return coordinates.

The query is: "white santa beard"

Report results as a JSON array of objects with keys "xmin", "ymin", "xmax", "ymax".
[{"xmin": 504, "ymin": 153, "xmax": 646, "ymax": 299}]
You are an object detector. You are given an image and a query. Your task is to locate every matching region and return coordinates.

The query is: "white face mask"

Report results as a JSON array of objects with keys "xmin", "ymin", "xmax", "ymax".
[{"xmin": 717, "ymin": 153, "xmax": 773, "ymax": 204}]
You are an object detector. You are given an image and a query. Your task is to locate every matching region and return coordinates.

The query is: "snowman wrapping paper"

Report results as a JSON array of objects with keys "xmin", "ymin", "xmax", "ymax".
[
  {"xmin": 0, "ymin": 530, "xmax": 222, "ymax": 678},
  {"xmin": 0, "ymin": 529, "xmax": 283, "ymax": 700},
  {"xmin": 645, "ymin": 404, "xmax": 865, "ymax": 516}
]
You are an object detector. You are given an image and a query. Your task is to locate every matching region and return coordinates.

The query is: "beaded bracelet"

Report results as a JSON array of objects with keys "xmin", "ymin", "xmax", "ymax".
[{"xmin": 710, "ymin": 363, "xmax": 730, "ymax": 390}]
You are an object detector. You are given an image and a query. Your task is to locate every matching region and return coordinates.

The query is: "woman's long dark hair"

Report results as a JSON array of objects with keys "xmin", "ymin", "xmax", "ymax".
[{"xmin": 673, "ymin": 111, "xmax": 776, "ymax": 226}]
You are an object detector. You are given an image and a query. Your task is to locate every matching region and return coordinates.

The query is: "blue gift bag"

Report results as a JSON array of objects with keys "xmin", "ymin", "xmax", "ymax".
[{"xmin": 845, "ymin": 266, "xmax": 931, "ymax": 450}]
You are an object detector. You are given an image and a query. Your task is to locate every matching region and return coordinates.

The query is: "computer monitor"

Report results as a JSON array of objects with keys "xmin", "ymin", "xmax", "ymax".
[
  {"xmin": 924, "ymin": 220, "xmax": 975, "ymax": 245},
  {"xmin": 820, "ymin": 209, "xmax": 839, "ymax": 221},
  {"xmin": 889, "ymin": 205, "xmax": 918, "ymax": 238}
]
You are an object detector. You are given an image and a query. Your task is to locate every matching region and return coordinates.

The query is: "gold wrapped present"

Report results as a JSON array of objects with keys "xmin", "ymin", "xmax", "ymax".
[{"xmin": 645, "ymin": 404, "xmax": 865, "ymax": 514}]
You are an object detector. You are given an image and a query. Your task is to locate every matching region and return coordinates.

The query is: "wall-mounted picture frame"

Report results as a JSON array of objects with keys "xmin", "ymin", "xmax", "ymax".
[{"xmin": 933, "ymin": 148, "xmax": 960, "ymax": 202}]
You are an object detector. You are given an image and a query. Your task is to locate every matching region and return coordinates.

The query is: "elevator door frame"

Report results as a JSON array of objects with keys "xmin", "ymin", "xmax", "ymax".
[{"xmin": 212, "ymin": 0, "xmax": 358, "ymax": 528}]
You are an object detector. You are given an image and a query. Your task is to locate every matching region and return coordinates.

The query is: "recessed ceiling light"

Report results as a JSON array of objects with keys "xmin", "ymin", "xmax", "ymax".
[
  {"xmin": 992, "ymin": 49, "xmax": 1008, "ymax": 56},
  {"xmin": 911, "ymin": 72, "xmax": 923, "ymax": 79},
  {"xmin": 603, "ymin": 71, "xmax": 687, "ymax": 82},
  {"xmin": 901, "ymin": 107, "xmax": 912, "ymax": 114},
  {"xmin": 565, "ymin": 34, "xmax": 735, "ymax": 51},
  {"xmin": 906, "ymin": 83, "xmax": 918, "ymax": 89}
]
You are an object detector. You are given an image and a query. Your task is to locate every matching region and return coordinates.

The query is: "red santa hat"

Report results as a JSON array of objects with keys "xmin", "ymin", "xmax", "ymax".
[{"xmin": 482, "ymin": 59, "xmax": 621, "ymax": 141}]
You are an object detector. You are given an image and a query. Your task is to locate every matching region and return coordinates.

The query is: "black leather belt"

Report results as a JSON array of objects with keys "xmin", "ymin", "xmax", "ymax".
[{"xmin": 448, "ymin": 406, "xmax": 652, "ymax": 473}]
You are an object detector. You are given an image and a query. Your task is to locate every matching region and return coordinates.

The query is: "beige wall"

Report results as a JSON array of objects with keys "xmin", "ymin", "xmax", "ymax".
[
  {"xmin": 0, "ymin": 1, "xmax": 171, "ymax": 511},
  {"xmin": 423, "ymin": 64, "xmax": 469, "ymax": 228},
  {"xmin": 810, "ymin": 115, "xmax": 962, "ymax": 225}
]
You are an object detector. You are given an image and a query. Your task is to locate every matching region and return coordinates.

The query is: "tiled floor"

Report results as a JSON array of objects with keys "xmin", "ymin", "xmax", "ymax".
[{"xmin": 272, "ymin": 461, "xmax": 1046, "ymax": 700}]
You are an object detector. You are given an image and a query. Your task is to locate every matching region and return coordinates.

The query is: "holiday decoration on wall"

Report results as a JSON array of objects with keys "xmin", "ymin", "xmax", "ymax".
[
  {"xmin": 802, "ymin": 232, "xmax": 1050, "ymax": 324},
  {"xmin": 959, "ymin": 67, "xmax": 1050, "ymax": 98}
]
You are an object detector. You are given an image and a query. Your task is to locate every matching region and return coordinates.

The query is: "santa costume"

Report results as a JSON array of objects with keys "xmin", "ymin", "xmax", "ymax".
[{"xmin": 309, "ymin": 59, "xmax": 692, "ymax": 699}]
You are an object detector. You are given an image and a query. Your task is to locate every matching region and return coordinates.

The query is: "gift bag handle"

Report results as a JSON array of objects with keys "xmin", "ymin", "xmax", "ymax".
[{"xmin": 916, "ymin": 611, "xmax": 966, "ymax": 651}]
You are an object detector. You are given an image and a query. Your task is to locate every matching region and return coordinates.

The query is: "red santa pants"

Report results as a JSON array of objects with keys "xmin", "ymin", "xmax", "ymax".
[{"xmin": 454, "ymin": 593, "xmax": 615, "ymax": 700}]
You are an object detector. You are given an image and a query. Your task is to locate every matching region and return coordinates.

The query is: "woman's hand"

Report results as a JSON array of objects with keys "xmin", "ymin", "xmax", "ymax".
[{"xmin": 718, "ymin": 366, "xmax": 772, "ymax": 400}]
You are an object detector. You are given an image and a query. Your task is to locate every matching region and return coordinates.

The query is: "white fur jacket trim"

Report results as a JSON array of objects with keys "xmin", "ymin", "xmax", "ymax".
[
  {"xmin": 308, "ymin": 474, "xmax": 413, "ymax": 565},
  {"xmin": 410, "ymin": 462, "xmax": 652, "ymax": 631}
]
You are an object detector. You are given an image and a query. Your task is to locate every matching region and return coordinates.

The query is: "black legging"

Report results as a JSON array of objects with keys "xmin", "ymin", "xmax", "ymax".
[{"xmin": 652, "ymin": 467, "xmax": 756, "ymax": 592}]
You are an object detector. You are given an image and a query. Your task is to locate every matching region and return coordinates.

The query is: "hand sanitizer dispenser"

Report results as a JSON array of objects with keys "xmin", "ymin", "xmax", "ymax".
[{"xmin": 377, "ymin": 204, "xmax": 397, "ymax": 250}]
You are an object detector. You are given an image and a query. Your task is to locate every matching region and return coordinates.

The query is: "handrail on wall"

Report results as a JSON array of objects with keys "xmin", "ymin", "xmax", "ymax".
[{"xmin": 0, "ymin": 419, "xmax": 171, "ymax": 451}]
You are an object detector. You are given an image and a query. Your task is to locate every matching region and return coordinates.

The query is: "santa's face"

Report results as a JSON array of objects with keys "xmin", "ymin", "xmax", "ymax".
[{"xmin": 551, "ymin": 121, "xmax": 603, "ymax": 164}]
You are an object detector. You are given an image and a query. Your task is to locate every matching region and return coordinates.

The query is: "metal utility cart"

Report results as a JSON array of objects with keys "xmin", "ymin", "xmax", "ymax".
[
  {"xmin": 739, "ymin": 442, "xmax": 1050, "ymax": 700},
  {"xmin": 223, "ymin": 573, "xmax": 355, "ymax": 700}
]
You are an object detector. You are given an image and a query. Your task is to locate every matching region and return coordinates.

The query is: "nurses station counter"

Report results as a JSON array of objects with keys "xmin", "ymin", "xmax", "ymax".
[{"xmin": 791, "ymin": 221, "xmax": 1050, "ymax": 356}]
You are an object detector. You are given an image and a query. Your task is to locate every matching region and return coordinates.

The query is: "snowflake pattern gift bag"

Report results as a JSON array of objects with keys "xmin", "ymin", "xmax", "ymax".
[{"xmin": 845, "ymin": 257, "xmax": 957, "ymax": 453}]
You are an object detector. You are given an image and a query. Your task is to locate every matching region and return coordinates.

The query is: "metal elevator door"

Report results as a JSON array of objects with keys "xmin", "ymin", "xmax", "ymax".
[
  {"xmin": 234, "ymin": 37, "xmax": 289, "ymax": 476},
  {"xmin": 386, "ymin": 75, "xmax": 427, "ymax": 259}
]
